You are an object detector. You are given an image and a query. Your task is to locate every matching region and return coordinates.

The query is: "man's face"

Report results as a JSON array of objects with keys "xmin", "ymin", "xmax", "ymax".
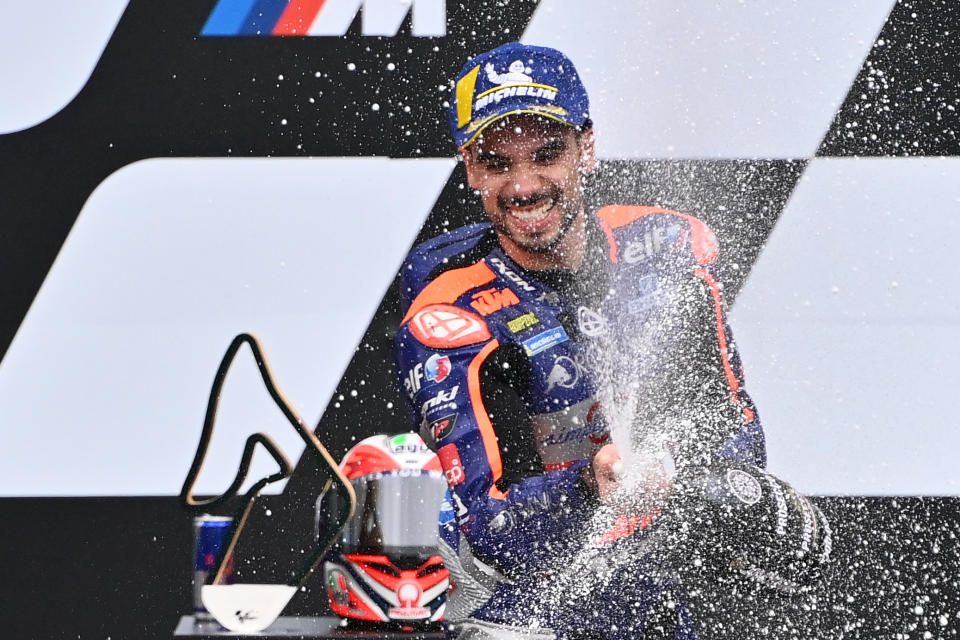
[{"xmin": 462, "ymin": 116, "xmax": 596, "ymax": 259}]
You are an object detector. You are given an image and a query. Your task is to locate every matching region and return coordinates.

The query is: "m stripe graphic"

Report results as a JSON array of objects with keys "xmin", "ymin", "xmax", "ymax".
[
  {"xmin": 274, "ymin": 0, "xmax": 326, "ymax": 35},
  {"xmin": 201, "ymin": 0, "xmax": 446, "ymax": 36}
]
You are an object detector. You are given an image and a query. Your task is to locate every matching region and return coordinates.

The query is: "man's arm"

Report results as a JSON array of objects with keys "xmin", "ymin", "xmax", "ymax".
[
  {"xmin": 596, "ymin": 206, "xmax": 830, "ymax": 591},
  {"xmin": 396, "ymin": 306, "xmax": 601, "ymax": 579},
  {"xmin": 633, "ymin": 267, "xmax": 832, "ymax": 591}
]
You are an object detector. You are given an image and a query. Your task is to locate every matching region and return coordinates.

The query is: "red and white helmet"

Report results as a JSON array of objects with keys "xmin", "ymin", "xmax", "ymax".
[{"xmin": 317, "ymin": 433, "xmax": 450, "ymax": 626}]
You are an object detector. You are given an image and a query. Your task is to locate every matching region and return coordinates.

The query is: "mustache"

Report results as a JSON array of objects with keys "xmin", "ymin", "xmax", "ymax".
[{"xmin": 497, "ymin": 187, "xmax": 562, "ymax": 210}]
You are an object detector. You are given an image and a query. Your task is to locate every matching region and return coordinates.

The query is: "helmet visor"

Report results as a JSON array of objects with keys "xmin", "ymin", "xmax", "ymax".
[{"xmin": 321, "ymin": 471, "xmax": 447, "ymax": 556}]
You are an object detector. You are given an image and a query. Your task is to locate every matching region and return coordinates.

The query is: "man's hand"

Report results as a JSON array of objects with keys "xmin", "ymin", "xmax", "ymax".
[
  {"xmin": 590, "ymin": 444, "xmax": 673, "ymax": 515},
  {"xmin": 590, "ymin": 444, "xmax": 623, "ymax": 502}
]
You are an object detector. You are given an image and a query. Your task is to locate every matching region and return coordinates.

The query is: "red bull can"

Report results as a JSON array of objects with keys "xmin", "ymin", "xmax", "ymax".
[{"xmin": 192, "ymin": 515, "xmax": 233, "ymax": 620}]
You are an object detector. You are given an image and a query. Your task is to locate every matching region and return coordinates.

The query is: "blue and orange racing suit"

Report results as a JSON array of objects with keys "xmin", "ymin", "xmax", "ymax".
[{"xmin": 396, "ymin": 206, "xmax": 832, "ymax": 638}]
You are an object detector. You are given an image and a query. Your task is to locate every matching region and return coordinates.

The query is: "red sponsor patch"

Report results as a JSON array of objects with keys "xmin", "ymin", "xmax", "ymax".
[
  {"xmin": 687, "ymin": 218, "xmax": 719, "ymax": 266},
  {"xmin": 430, "ymin": 414, "xmax": 457, "ymax": 441},
  {"xmin": 585, "ymin": 402, "xmax": 601, "ymax": 423},
  {"xmin": 585, "ymin": 402, "xmax": 609, "ymax": 444},
  {"xmin": 437, "ymin": 443, "xmax": 465, "ymax": 487},
  {"xmin": 588, "ymin": 432, "xmax": 610, "ymax": 445},
  {"xmin": 425, "ymin": 353, "xmax": 451, "ymax": 383},
  {"xmin": 596, "ymin": 510, "xmax": 661, "ymax": 546},
  {"xmin": 408, "ymin": 304, "xmax": 491, "ymax": 348}
]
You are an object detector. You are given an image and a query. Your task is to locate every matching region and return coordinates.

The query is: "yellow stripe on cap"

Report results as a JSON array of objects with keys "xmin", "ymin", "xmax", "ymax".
[{"xmin": 456, "ymin": 65, "xmax": 481, "ymax": 129}]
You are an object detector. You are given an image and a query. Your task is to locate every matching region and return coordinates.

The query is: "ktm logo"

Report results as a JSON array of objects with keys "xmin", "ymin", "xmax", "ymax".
[
  {"xmin": 469, "ymin": 288, "xmax": 520, "ymax": 316},
  {"xmin": 203, "ymin": 0, "xmax": 446, "ymax": 37}
]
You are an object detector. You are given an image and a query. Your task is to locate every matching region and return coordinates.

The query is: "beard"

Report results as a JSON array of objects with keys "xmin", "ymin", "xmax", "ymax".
[{"xmin": 494, "ymin": 184, "xmax": 583, "ymax": 254}]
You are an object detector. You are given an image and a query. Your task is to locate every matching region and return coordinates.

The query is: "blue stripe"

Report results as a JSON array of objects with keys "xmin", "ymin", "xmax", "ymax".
[
  {"xmin": 201, "ymin": 0, "xmax": 260, "ymax": 36},
  {"xmin": 239, "ymin": 0, "xmax": 290, "ymax": 36}
]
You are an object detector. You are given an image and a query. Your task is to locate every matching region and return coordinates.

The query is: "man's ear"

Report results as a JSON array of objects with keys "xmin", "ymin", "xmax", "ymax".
[
  {"xmin": 579, "ymin": 127, "xmax": 597, "ymax": 175},
  {"xmin": 460, "ymin": 146, "xmax": 479, "ymax": 190}
]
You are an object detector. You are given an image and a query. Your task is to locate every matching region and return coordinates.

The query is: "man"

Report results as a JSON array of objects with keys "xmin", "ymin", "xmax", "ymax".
[{"xmin": 395, "ymin": 42, "xmax": 832, "ymax": 638}]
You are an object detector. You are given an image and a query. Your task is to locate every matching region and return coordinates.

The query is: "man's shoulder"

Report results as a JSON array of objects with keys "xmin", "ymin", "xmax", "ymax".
[
  {"xmin": 397, "ymin": 224, "xmax": 502, "ymax": 350},
  {"xmin": 399, "ymin": 223, "xmax": 495, "ymax": 312},
  {"xmin": 397, "ymin": 258, "xmax": 500, "ymax": 352},
  {"xmin": 593, "ymin": 204, "xmax": 719, "ymax": 268}
]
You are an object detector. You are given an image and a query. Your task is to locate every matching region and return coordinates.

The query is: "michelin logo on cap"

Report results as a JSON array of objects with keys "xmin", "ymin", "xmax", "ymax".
[
  {"xmin": 450, "ymin": 42, "xmax": 591, "ymax": 148},
  {"xmin": 487, "ymin": 60, "xmax": 533, "ymax": 84},
  {"xmin": 474, "ymin": 79, "xmax": 559, "ymax": 114}
]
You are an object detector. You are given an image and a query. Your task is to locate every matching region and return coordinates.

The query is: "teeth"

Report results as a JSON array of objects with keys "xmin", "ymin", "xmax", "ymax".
[{"xmin": 509, "ymin": 199, "xmax": 553, "ymax": 221}]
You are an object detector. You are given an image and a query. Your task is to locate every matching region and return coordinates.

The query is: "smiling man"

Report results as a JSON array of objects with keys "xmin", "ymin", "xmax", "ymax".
[
  {"xmin": 463, "ymin": 115, "xmax": 593, "ymax": 269},
  {"xmin": 395, "ymin": 43, "xmax": 832, "ymax": 639}
]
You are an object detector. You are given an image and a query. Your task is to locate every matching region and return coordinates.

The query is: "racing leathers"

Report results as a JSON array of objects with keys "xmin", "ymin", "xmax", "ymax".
[{"xmin": 395, "ymin": 206, "xmax": 832, "ymax": 638}]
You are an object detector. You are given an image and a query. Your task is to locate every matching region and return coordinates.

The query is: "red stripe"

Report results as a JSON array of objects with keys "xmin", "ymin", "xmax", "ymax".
[
  {"xmin": 466, "ymin": 340, "xmax": 508, "ymax": 499},
  {"xmin": 596, "ymin": 205, "xmax": 719, "ymax": 266},
  {"xmin": 273, "ymin": 0, "xmax": 325, "ymax": 35},
  {"xmin": 596, "ymin": 205, "xmax": 668, "ymax": 263},
  {"xmin": 402, "ymin": 261, "xmax": 496, "ymax": 325},
  {"xmin": 695, "ymin": 268, "xmax": 740, "ymax": 404},
  {"xmin": 596, "ymin": 510, "xmax": 661, "ymax": 546}
]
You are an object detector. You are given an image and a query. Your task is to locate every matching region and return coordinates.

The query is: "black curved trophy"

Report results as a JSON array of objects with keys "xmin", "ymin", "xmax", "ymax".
[{"xmin": 179, "ymin": 333, "xmax": 356, "ymax": 632}]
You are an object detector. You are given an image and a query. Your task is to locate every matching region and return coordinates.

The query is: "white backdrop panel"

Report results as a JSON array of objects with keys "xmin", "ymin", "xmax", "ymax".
[
  {"xmin": 0, "ymin": 157, "xmax": 454, "ymax": 496},
  {"xmin": 0, "ymin": 0, "xmax": 129, "ymax": 134},
  {"xmin": 524, "ymin": 0, "xmax": 894, "ymax": 159},
  {"xmin": 732, "ymin": 157, "xmax": 960, "ymax": 496}
]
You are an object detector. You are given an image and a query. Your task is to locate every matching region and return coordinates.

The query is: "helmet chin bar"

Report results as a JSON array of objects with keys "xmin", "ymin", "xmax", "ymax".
[{"xmin": 180, "ymin": 333, "xmax": 356, "ymax": 633}]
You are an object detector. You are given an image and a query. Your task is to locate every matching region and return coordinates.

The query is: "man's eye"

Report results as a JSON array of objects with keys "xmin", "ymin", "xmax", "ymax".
[
  {"xmin": 484, "ymin": 160, "xmax": 509, "ymax": 172},
  {"xmin": 535, "ymin": 148, "xmax": 564, "ymax": 164}
]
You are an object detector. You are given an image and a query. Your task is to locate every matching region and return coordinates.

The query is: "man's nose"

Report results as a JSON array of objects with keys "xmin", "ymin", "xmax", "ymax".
[{"xmin": 505, "ymin": 163, "xmax": 543, "ymax": 196}]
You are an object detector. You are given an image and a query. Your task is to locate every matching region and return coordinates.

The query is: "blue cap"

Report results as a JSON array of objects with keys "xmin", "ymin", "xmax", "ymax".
[{"xmin": 450, "ymin": 42, "xmax": 591, "ymax": 148}]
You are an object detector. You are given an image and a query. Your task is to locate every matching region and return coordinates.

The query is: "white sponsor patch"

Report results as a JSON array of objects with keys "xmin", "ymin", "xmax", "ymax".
[
  {"xmin": 623, "ymin": 226, "xmax": 671, "ymax": 264},
  {"xmin": 726, "ymin": 468, "xmax": 762, "ymax": 505},
  {"xmin": 577, "ymin": 306, "xmax": 608, "ymax": 337},
  {"xmin": 486, "ymin": 60, "xmax": 533, "ymax": 85},
  {"xmin": 764, "ymin": 474, "xmax": 789, "ymax": 536},
  {"xmin": 738, "ymin": 563, "xmax": 800, "ymax": 594},
  {"xmin": 815, "ymin": 504, "xmax": 833, "ymax": 562},
  {"xmin": 799, "ymin": 495, "xmax": 815, "ymax": 553},
  {"xmin": 488, "ymin": 256, "xmax": 536, "ymax": 292},
  {"xmin": 421, "ymin": 385, "xmax": 459, "ymax": 418},
  {"xmin": 545, "ymin": 355, "xmax": 582, "ymax": 393}
]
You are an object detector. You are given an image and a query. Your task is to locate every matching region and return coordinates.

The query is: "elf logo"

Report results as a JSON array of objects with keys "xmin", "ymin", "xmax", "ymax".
[
  {"xmin": 403, "ymin": 354, "xmax": 451, "ymax": 398},
  {"xmin": 202, "ymin": 0, "xmax": 446, "ymax": 37}
]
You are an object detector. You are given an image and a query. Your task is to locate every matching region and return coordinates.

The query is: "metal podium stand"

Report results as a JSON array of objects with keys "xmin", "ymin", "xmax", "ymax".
[{"xmin": 174, "ymin": 616, "xmax": 447, "ymax": 639}]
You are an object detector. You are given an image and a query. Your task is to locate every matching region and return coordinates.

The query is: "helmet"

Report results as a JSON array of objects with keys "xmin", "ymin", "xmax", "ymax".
[{"xmin": 317, "ymin": 433, "xmax": 450, "ymax": 626}]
